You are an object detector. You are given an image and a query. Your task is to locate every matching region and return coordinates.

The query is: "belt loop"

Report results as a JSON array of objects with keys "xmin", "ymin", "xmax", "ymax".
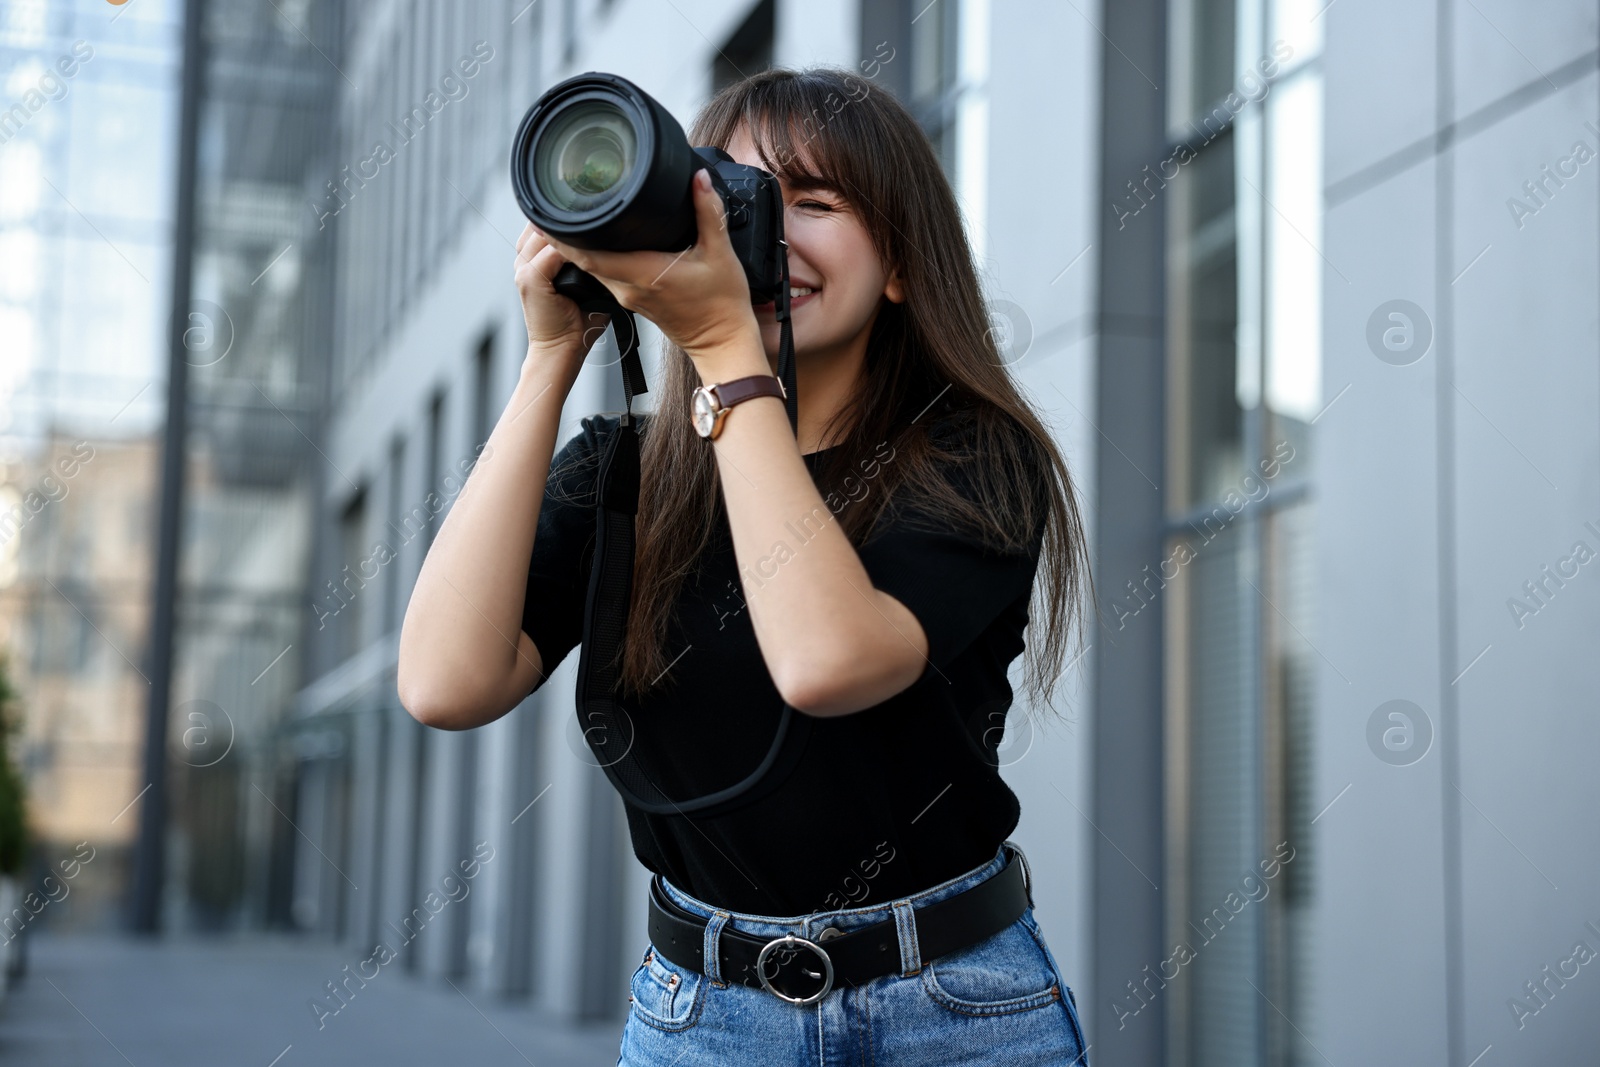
[
  {"xmin": 703, "ymin": 910, "xmax": 731, "ymax": 987},
  {"xmin": 891, "ymin": 899, "xmax": 922, "ymax": 977}
]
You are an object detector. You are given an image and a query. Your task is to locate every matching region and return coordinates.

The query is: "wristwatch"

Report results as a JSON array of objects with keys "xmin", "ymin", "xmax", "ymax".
[{"xmin": 690, "ymin": 374, "xmax": 788, "ymax": 439}]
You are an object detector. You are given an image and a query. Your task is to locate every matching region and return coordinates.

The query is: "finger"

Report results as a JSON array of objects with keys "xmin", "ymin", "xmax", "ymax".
[
  {"xmin": 538, "ymin": 234, "xmax": 607, "ymax": 287},
  {"xmin": 692, "ymin": 168, "xmax": 729, "ymax": 241},
  {"xmin": 516, "ymin": 222, "xmax": 535, "ymax": 256},
  {"xmin": 540, "ymin": 233, "xmax": 582, "ymax": 270},
  {"xmin": 517, "ymin": 225, "xmax": 550, "ymax": 266},
  {"xmin": 576, "ymin": 247, "xmax": 670, "ymax": 287},
  {"xmin": 543, "ymin": 235, "xmax": 668, "ymax": 290},
  {"xmin": 528, "ymin": 243, "xmax": 568, "ymax": 287}
]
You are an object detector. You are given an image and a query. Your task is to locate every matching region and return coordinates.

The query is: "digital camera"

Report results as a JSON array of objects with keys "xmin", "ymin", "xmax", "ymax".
[{"xmin": 510, "ymin": 72, "xmax": 786, "ymax": 309}]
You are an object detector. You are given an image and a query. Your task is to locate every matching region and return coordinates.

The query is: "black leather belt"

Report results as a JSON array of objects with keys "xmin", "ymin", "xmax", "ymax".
[{"xmin": 646, "ymin": 843, "xmax": 1034, "ymax": 1006}]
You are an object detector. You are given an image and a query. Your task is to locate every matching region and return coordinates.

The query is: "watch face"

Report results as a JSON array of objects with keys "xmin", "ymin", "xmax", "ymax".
[{"xmin": 691, "ymin": 387, "xmax": 719, "ymax": 438}]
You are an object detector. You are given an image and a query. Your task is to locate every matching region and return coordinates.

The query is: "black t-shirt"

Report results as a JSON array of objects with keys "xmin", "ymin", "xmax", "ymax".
[{"xmin": 520, "ymin": 409, "xmax": 1045, "ymax": 916}]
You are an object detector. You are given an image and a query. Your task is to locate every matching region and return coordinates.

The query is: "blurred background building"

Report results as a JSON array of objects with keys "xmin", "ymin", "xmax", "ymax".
[
  {"xmin": 1, "ymin": 0, "xmax": 1597, "ymax": 1065},
  {"xmin": 1, "ymin": 0, "xmax": 178, "ymax": 930}
]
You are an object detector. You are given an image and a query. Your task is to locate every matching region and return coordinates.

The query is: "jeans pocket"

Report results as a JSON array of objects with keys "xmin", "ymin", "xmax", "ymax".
[
  {"xmin": 628, "ymin": 942, "xmax": 706, "ymax": 1032},
  {"xmin": 920, "ymin": 914, "xmax": 1063, "ymax": 1017}
]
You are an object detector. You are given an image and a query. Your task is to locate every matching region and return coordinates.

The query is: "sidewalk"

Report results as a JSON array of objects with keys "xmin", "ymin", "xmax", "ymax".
[{"xmin": 0, "ymin": 930, "xmax": 624, "ymax": 1066}]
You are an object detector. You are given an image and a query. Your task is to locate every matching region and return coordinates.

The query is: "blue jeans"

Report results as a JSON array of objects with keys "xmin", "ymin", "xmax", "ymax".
[{"xmin": 617, "ymin": 840, "xmax": 1089, "ymax": 1066}]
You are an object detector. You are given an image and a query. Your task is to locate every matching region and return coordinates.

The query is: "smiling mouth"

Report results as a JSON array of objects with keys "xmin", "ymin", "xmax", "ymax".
[{"xmin": 754, "ymin": 286, "xmax": 819, "ymax": 309}]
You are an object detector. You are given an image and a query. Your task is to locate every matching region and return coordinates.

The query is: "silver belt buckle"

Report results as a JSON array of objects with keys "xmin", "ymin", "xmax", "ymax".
[{"xmin": 755, "ymin": 934, "xmax": 834, "ymax": 1005}]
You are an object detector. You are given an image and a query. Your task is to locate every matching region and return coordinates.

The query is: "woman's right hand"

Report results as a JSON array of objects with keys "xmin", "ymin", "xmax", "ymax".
[{"xmin": 514, "ymin": 222, "xmax": 610, "ymax": 384}]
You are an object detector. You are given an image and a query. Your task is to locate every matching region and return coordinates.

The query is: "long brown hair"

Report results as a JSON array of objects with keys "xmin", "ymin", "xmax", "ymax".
[{"xmin": 569, "ymin": 66, "xmax": 1095, "ymax": 723}]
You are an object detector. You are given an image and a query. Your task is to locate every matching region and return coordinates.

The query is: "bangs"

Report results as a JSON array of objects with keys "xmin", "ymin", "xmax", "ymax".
[
  {"xmin": 689, "ymin": 69, "xmax": 880, "ymax": 214},
  {"xmin": 741, "ymin": 107, "xmax": 847, "ymax": 196}
]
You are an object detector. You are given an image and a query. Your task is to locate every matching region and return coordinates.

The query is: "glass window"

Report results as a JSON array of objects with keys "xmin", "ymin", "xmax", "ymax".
[
  {"xmin": 1263, "ymin": 71, "xmax": 1321, "ymax": 480},
  {"xmin": 1263, "ymin": 497, "xmax": 1316, "ymax": 1066},
  {"xmin": 1171, "ymin": 125, "xmax": 1242, "ymax": 512},
  {"xmin": 385, "ymin": 436, "xmax": 407, "ymax": 635},
  {"xmin": 1171, "ymin": 519, "xmax": 1262, "ymax": 1066},
  {"xmin": 1168, "ymin": 0, "xmax": 1237, "ymax": 134},
  {"xmin": 1164, "ymin": 1, "xmax": 1322, "ymax": 1063},
  {"xmin": 424, "ymin": 389, "xmax": 445, "ymax": 549},
  {"xmin": 712, "ymin": 0, "xmax": 775, "ymax": 95},
  {"xmin": 472, "ymin": 330, "xmax": 496, "ymax": 453},
  {"xmin": 339, "ymin": 486, "xmax": 368, "ymax": 660},
  {"xmin": 908, "ymin": 0, "xmax": 959, "ymax": 178}
]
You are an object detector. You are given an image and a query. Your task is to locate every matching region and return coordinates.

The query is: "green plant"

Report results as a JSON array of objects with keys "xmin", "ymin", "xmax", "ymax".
[{"xmin": 0, "ymin": 651, "xmax": 28, "ymax": 877}]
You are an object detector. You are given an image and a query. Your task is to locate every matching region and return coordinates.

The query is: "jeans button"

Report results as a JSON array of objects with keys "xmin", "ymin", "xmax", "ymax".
[{"xmin": 816, "ymin": 925, "xmax": 843, "ymax": 941}]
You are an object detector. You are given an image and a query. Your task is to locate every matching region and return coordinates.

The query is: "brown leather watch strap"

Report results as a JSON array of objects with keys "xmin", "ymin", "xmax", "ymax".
[{"xmin": 713, "ymin": 374, "xmax": 787, "ymax": 409}]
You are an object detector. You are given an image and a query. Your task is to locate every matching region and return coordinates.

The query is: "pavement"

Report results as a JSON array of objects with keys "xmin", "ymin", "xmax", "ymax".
[{"xmin": 0, "ymin": 930, "xmax": 625, "ymax": 1066}]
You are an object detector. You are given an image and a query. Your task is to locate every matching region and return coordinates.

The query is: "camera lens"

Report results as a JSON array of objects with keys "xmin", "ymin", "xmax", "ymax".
[
  {"xmin": 533, "ymin": 100, "xmax": 638, "ymax": 213},
  {"xmin": 511, "ymin": 73, "xmax": 710, "ymax": 253}
]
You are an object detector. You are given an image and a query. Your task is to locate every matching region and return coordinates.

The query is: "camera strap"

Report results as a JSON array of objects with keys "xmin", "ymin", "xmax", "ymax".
[{"xmin": 573, "ymin": 270, "xmax": 810, "ymax": 820}]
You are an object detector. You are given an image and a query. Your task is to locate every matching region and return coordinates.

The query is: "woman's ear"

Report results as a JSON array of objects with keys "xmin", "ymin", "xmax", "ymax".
[{"xmin": 884, "ymin": 266, "xmax": 906, "ymax": 304}]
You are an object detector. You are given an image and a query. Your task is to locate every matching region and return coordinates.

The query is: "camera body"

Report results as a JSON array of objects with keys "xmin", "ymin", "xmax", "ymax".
[
  {"xmin": 695, "ymin": 146, "xmax": 785, "ymax": 304},
  {"xmin": 510, "ymin": 72, "xmax": 786, "ymax": 311}
]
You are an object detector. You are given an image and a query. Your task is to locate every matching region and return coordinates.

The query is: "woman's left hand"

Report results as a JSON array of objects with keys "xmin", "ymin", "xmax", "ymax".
[{"xmin": 533, "ymin": 169, "xmax": 764, "ymax": 364}]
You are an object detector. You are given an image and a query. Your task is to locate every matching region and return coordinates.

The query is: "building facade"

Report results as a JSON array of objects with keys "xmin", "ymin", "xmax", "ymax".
[
  {"xmin": 288, "ymin": 0, "xmax": 1098, "ymax": 1027},
  {"xmin": 275, "ymin": 0, "xmax": 1600, "ymax": 1064},
  {"xmin": 0, "ymin": 0, "xmax": 178, "ymax": 931}
]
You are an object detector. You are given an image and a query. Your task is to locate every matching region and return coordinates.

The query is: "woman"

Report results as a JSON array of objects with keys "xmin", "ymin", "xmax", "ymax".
[{"xmin": 398, "ymin": 66, "xmax": 1095, "ymax": 1065}]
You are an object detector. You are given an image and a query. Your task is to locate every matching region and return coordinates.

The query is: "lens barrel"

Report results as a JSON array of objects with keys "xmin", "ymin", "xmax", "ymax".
[{"xmin": 511, "ymin": 72, "xmax": 700, "ymax": 252}]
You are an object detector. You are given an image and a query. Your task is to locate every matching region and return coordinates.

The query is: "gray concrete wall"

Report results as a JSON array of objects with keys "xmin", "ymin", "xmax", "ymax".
[
  {"xmin": 985, "ymin": 0, "xmax": 1102, "ymax": 1029},
  {"xmin": 1317, "ymin": 1, "xmax": 1600, "ymax": 1062}
]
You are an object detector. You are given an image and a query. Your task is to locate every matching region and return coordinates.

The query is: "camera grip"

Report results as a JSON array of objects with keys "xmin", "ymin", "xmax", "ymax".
[{"xmin": 552, "ymin": 262, "xmax": 618, "ymax": 315}]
